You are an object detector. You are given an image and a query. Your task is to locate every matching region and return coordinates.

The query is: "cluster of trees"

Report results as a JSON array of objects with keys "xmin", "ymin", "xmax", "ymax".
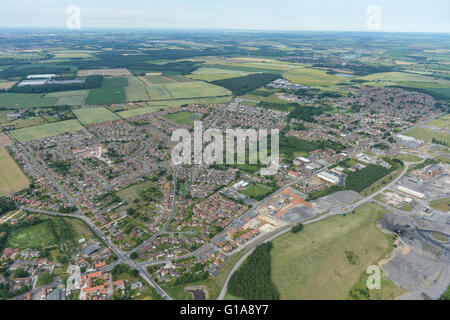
[
  {"xmin": 0, "ymin": 65, "xmax": 73, "ymax": 78},
  {"xmin": 212, "ymin": 73, "xmax": 279, "ymax": 95},
  {"xmin": 228, "ymin": 242, "xmax": 280, "ymax": 300},
  {"xmin": 173, "ymin": 271, "xmax": 208, "ymax": 286},
  {"xmin": 345, "ymin": 160, "xmax": 398, "ymax": 193},
  {"xmin": 291, "ymin": 223, "xmax": 304, "ymax": 233},
  {"xmin": 280, "ymin": 135, "xmax": 345, "ymax": 162},
  {"xmin": 139, "ymin": 184, "xmax": 162, "ymax": 202},
  {"xmin": 9, "ymin": 75, "xmax": 103, "ymax": 94},
  {"xmin": 0, "ymin": 197, "xmax": 16, "ymax": 216},
  {"xmin": 46, "ymin": 218, "xmax": 75, "ymax": 244},
  {"xmin": 288, "ymin": 105, "xmax": 323, "ymax": 122},
  {"xmin": 432, "ymin": 137, "xmax": 448, "ymax": 146}
]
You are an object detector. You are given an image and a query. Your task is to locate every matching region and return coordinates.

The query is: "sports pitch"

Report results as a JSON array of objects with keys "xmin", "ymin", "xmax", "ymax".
[
  {"xmin": 10, "ymin": 119, "xmax": 85, "ymax": 142},
  {"xmin": 73, "ymin": 107, "xmax": 120, "ymax": 125}
]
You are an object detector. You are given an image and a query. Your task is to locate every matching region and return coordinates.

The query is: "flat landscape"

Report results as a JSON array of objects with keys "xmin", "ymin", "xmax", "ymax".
[
  {"xmin": 0, "ymin": 147, "xmax": 29, "ymax": 196},
  {"xmin": 271, "ymin": 203, "xmax": 403, "ymax": 300},
  {"xmin": 73, "ymin": 107, "xmax": 120, "ymax": 125},
  {"xmin": 9, "ymin": 119, "xmax": 85, "ymax": 142}
]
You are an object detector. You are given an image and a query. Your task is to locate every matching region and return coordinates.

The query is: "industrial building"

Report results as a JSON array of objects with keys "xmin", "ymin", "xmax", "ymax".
[{"xmin": 396, "ymin": 185, "xmax": 425, "ymax": 199}]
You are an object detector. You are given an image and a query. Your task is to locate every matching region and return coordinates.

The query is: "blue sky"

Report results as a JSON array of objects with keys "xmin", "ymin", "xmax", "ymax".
[{"xmin": 0, "ymin": 0, "xmax": 449, "ymax": 32}]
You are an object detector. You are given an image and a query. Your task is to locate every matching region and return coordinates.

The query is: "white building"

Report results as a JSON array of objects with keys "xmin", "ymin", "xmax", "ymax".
[{"xmin": 396, "ymin": 186, "xmax": 425, "ymax": 199}]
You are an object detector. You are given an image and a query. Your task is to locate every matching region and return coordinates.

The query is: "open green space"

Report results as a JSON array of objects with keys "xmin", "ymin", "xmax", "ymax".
[
  {"xmin": 73, "ymin": 107, "xmax": 120, "ymax": 125},
  {"xmin": 165, "ymin": 111, "xmax": 201, "ymax": 126},
  {"xmin": 117, "ymin": 105, "xmax": 169, "ymax": 118},
  {"xmin": 271, "ymin": 203, "xmax": 404, "ymax": 300},
  {"xmin": 9, "ymin": 119, "xmax": 84, "ymax": 142},
  {"xmin": 404, "ymin": 127, "xmax": 450, "ymax": 145},
  {"xmin": 241, "ymin": 184, "xmax": 274, "ymax": 200},
  {"xmin": 164, "ymin": 81, "xmax": 231, "ymax": 99},
  {"xmin": 85, "ymin": 88, "xmax": 126, "ymax": 105},
  {"xmin": 285, "ymin": 68, "xmax": 347, "ymax": 86},
  {"xmin": 429, "ymin": 198, "xmax": 450, "ymax": 212},
  {"xmin": 0, "ymin": 93, "xmax": 57, "ymax": 109}
]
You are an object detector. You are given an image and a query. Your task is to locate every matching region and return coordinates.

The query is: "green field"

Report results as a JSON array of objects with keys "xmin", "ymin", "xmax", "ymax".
[
  {"xmin": 45, "ymin": 90, "xmax": 90, "ymax": 106},
  {"xmin": 73, "ymin": 107, "xmax": 120, "ymax": 124},
  {"xmin": 165, "ymin": 111, "xmax": 201, "ymax": 126},
  {"xmin": 271, "ymin": 203, "xmax": 404, "ymax": 300},
  {"xmin": 85, "ymin": 88, "xmax": 126, "ymax": 105},
  {"xmin": 7, "ymin": 221, "xmax": 57, "ymax": 248},
  {"xmin": 146, "ymin": 84, "xmax": 173, "ymax": 100},
  {"xmin": 125, "ymin": 77, "xmax": 151, "ymax": 102},
  {"xmin": 188, "ymin": 67, "xmax": 244, "ymax": 82},
  {"xmin": 404, "ymin": 127, "xmax": 450, "ymax": 145},
  {"xmin": 164, "ymin": 81, "xmax": 231, "ymax": 99},
  {"xmin": 101, "ymin": 77, "xmax": 129, "ymax": 88},
  {"xmin": 0, "ymin": 93, "xmax": 57, "ymax": 109},
  {"xmin": 145, "ymin": 96, "xmax": 232, "ymax": 107},
  {"xmin": 0, "ymin": 148, "xmax": 29, "ymax": 196},
  {"xmin": 10, "ymin": 119, "xmax": 84, "ymax": 142},
  {"xmin": 117, "ymin": 106, "xmax": 169, "ymax": 118},
  {"xmin": 429, "ymin": 198, "xmax": 450, "ymax": 212},
  {"xmin": 241, "ymin": 184, "xmax": 273, "ymax": 200},
  {"xmin": 284, "ymin": 68, "xmax": 347, "ymax": 86},
  {"xmin": 394, "ymin": 153, "xmax": 423, "ymax": 162},
  {"xmin": 427, "ymin": 114, "xmax": 450, "ymax": 129}
]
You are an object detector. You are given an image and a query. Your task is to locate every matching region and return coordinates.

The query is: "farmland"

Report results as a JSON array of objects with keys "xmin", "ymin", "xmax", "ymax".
[
  {"xmin": 0, "ymin": 93, "xmax": 57, "ymax": 109},
  {"xmin": 187, "ymin": 67, "xmax": 245, "ymax": 82},
  {"xmin": 284, "ymin": 68, "xmax": 347, "ymax": 86},
  {"xmin": 85, "ymin": 88, "xmax": 126, "ymax": 105},
  {"xmin": 0, "ymin": 147, "xmax": 29, "ymax": 196},
  {"xmin": 44, "ymin": 90, "xmax": 89, "ymax": 106},
  {"xmin": 271, "ymin": 203, "xmax": 403, "ymax": 300},
  {"xmin": 73, "ymin": 107, "xmax": 120, "ymax": 125},
  {"xmin": 146, "ymin": 84, "xmax": 173, "ymax": 100},
  {"xmin": 9, "ymin": 119, "xmax": 84, "ymax": 142},
  {"xmin": 164, "ymin": 81, "xmax": 231, "ymax": 99},
  {"xmin": 117, "ymin": 106, "xmax": 169, "ymax": 118}
]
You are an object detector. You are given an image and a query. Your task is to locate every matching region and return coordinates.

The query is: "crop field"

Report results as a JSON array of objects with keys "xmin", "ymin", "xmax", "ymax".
[
  {"xmin": 142, "ymin": 75, "xmax": 175, "ymax": 84},
  {"xmin": 271, "ymin": 203, "xmax": 403, "ymax": 300},
  {"xmin": 0, "ymin": 147, "xmax": 29, "ymax": 196},
  {"xmin": 188, "ymin": 67, "xmax": 244, "ymax": 82},
  {"xmin": 0, "ymin": 81, "xmax": 16, "ymax": 90},
  {"xmin": 85, "ymin": 88, "xmax": 126, "ymax": 105},
  {"xmin": 73, "ymin": 107, "xmax": 120, "ymax": 125},
  {"xmin": 145, "ymin": 96, "xmax": 232, "ymax": 107},
  {"xmin": 165, "ymin": 111, "xmax": 201, "ymax": 126},
  {"xmin": 146, "ymin": 84, "xmax": 173, "ymax": 100},
  {"xmin": 77, "ymin": 68, "xmax": 132, "ymax": 77},
  {"xmin": 10, "ymin": 119, "xmax": 84, "ymax": 142},
  {"xmin": 359, "ymin": 71, "xmax": 440, "ymax": 84},
  {"xmin": 45, "ymin": 90, "xmax": 90, "ymax": 106},
  {"xmin": 404, "ymin": 127, "xmax": 450, "ymax": 145},
  {"xmin": 0, "ymin": 93, "xmax": 57, "ymax": 108},
  {"xmin": 117, "ymin": 105, "xmax": 169, "ymax": 118},
  {"xmin": 284, "ymin": 68, "xmax": 347, "ymax": 86},
  {"xmin": 101, "ymin": 77, "xmax": 129, "ymax": 88},
  {"xmin": 165, "ymin": 81, "xmax": 231, "ymax": 99},
  {"xmin": 125, "ymin": 77, "xmax": 150, "ymax": 102}
]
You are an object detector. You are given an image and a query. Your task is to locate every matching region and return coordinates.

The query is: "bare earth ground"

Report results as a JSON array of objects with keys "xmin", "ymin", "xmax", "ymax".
[
  {"xmin": 0, "ymin": 133, "xmax": 13, "ymax": 147},
  {"xmin": 77, "ymin": 68, "xmax": 132, "ymax": 76}
]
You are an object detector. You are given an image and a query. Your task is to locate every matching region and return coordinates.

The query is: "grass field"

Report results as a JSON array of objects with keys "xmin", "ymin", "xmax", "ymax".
[
  {"xmin": 284, "ymin": 68, "xmax": 347, "ymax": 86},
  {"xmin": 165, "ymin": 111, "xmax": 201, "ymax": 126},
  {"xmin": 117, "ymin": 105, "xmax": 169, "ymax": 118},
  {"xmin": 101, "ymin": 77, "xmax": 129, "ymax": 88},
  {"xmin": 271, "ymin": 203, "xmax": 403, "ymax": 300},
  {"xmin": 10, "ymin": 119, "xmax": 85, "ymax": 142},
  {"xmin": 241, "ymin": 184, "xmax": 273, "ymax": 200},
  {"xmin": 164, "ymin": 81, "xmax": 231, "ymax": 99},
  {"xmin": 394, "ymin": 153, "xmax": 422, "ymax": 162},
  {"xmin": 0, "ymin": 93, "xmax": 57, "ymax": 109},
  {"xmin": 404, "ymin": 127, "xmax": 450, "ymax": 145},
  {"xmin": 0, "ymin": 148, "xmax": 29, "ymax": 196},
  {"xmin": 427, "ymin": 114, "xmax": 450, "ymax": 129},
  {"xmin": 429, "ymin": 198, "xmax": 450, "ymax": 212},
  {"xmin": 73, "ymin": 107, "xmax": 120, "ymax": 124},
  {"xmin": 85, "ymin": 88, "xmax": 126, "ymax": 105},
  {"xmin": 7, "ymin": 221, "xmax": 56, "ymax": 248},
  {"xmin": 146, "ymin": 96, "xmax": 232, "ymax": 107}
]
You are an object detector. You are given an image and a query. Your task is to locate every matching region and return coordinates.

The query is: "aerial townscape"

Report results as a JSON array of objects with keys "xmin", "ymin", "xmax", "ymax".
[{"xmin": 0, "ymin": 2, "xmax": 449, "ymax": 305}]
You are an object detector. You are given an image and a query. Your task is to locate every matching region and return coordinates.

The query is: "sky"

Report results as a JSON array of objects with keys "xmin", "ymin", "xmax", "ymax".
[{"xmin": 0, "ymin": 0, "xmax": 449, "ymax": 33}]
